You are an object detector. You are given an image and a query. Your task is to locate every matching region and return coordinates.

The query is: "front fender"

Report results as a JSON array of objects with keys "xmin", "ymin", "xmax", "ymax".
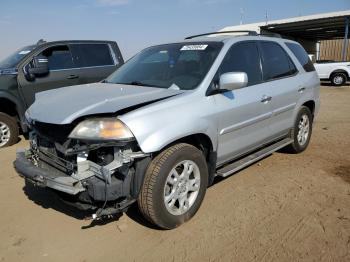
[
  {"xmin": 119, "ymin": 94, "xmax": 218, "ymax": 153},
  {"xmin": 138, "ymin": 118, "xmax": 216, "ymax": 153},
  {"xmin": 0, "ymin": 90, "xmax": 27, "ymax": 131}
]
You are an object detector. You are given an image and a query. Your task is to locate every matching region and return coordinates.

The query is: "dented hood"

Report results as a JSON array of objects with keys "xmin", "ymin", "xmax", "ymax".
[{"xmin": 27, "ymin": 83, "xmax": 184, "ymax": 124}]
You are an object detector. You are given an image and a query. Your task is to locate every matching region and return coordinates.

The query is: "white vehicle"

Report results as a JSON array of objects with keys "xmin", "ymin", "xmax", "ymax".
[{"xmin": 314, "ymin": 60, "xmax": 350, "ymax": 86}]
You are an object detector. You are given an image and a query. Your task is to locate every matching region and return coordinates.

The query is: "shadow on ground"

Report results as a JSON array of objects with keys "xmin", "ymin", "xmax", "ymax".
[
  {"xmin": 320, "ymin": 81, "xmax": 349, "ymax": 87},
  {"xmin": 21, "ymin": 152, "xmax": 279, "ymax": 230},
  {"xmin": 22, "ymin": 180, "xmax": 161, "ymax": 230},
  {"xmin": 23, "ymin": 181, "xmax": 91, "ymax": 220}
]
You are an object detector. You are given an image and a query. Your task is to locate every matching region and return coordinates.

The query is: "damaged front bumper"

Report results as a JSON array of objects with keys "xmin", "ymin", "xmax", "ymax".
[
  {"xmin": 14, "ymin": 133, "xmax": 150, "ymax": 214},
  {"xmin": 15, "ymin": 150, "xmax": 86, "ymax": 195}
]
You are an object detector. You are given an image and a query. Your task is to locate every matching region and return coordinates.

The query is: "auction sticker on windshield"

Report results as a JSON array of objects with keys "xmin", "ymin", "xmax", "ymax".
[
  {"xmin": 19, "ymin": 50, "xmax": 31, "ymax": 55},
  {"xmin": 180, "ymin": 45, "xmax": 208, "ymax": 51}
]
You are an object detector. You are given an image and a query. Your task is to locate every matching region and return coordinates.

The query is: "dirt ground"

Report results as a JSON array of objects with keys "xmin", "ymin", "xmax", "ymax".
[{"xmin": 0, "ymin": 85, "xmax": 349, "ymax": 262}]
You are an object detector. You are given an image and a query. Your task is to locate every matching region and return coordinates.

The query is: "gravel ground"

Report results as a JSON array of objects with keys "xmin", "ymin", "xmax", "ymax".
[{"xmin": 0, "ymin": 85, "xmax": 349, "ymax": 262}]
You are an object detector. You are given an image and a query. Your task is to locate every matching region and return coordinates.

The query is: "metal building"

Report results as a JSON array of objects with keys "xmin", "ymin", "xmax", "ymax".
[{"xmin": 221, "ymin": 10, "xmax": 350, "ymax": 62}]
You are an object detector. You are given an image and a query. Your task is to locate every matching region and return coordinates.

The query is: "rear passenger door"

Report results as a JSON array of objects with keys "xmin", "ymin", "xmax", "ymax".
[
  {"xmin": 258, "ymin": 41, "xmax": 299, "ymax": 137},
  {"xmin": 69, "ymin": 43, "xmax": 118, "ymax": 84},
  {"xmin": 214, "ymin": 41, "xmax": 273, "ymax": 164}
]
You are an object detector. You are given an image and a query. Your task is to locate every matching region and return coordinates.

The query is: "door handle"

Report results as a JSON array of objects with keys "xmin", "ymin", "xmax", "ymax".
[
  {"xmin": 261, "ymin": 95, "xmax": 272, "ymax": 103},
  {"xmin": 298, "ymin": 87, "xmax": 306, "ymax": 93},
  {"xmin": 67, "ymin": 75, "xmax": 79, "ymax": 79}
]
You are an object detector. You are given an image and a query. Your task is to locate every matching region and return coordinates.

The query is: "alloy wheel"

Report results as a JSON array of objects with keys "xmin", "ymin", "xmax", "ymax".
[{"xmin": 163, "ymin": 160, "xmax": 201, "ymax": 216}]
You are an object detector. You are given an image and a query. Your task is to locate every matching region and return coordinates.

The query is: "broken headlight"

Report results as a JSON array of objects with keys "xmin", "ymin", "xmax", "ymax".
[{"xmin": 69, "ymin": 118, "xmax": 134, "ymax": 141}]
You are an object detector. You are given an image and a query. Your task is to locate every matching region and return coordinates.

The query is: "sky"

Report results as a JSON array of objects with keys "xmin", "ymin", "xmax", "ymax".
[{"xmin": 0, "ymin": 0, "xmax": 349, "ymax": 60}]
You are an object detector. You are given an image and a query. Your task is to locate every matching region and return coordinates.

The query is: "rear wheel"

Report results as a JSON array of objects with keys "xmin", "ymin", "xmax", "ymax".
[
  {"xmin": 284, "ymin": 106, "xmax": 312, "ymax": 154},
  {"xmin": 138, "ymin": 143, "xmax": 208, "ymax": 229},
  {"xmin": 330, "ymin": 73, "xmax": 346, "ymax": 86},
  {"xmin": 0, "ymin": 113, "xmax": 18, "ymax": 148}
]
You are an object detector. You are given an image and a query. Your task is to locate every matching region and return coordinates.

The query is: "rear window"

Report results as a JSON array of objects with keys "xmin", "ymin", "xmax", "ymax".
[
  {"xmin": 285, "ymin": 42, "xmax": 315, "ymax": 72},
  {"xmin": 260, "ymin": 42, "xmax": 297, "ymax": 80},
  {"xmin": 70, "ymin": 43, "xmax": 114, "ymax": 68}
]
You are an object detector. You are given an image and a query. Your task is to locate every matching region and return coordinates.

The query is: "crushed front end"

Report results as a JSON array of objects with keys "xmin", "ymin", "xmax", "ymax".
[{"xmin": 14, "ymin": 120, "xmax": 150, "ymax": 217}]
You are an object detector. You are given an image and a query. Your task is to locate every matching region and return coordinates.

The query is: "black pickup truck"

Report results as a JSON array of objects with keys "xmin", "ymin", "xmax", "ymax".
[{"xmin": 0, "ymin": 40, "xmax": 124, "ymax": 148}]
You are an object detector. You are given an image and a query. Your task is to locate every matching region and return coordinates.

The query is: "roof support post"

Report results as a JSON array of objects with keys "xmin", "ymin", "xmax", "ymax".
[{"xmin": 341, "ymin": 17, "xmax": 349, "ymax": 61}]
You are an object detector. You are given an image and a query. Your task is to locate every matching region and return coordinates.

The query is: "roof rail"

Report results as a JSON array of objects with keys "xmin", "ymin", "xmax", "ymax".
[{"xmin": 185, "ymin": 30, "xmax": 258, "ymax": 40}]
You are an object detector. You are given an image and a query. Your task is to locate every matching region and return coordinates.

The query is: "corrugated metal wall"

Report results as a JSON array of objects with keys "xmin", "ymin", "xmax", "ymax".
[{"xmin": 319, "ymin": 39, "xmax": 350, "ymax": 61}]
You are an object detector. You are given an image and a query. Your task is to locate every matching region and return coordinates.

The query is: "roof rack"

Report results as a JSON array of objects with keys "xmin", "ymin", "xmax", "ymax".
[{"xmin": 185, "ymin": 30, "xmax": 258, "ymax": 39}]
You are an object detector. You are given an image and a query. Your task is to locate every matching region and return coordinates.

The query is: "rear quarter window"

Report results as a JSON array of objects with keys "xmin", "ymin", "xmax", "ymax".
[{"xmin": 285, "ymin": 42, "xmax": 315, "ymax": 72}]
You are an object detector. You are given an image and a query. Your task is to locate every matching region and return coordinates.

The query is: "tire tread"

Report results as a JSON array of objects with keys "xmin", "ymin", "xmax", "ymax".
[{"xmin": 138, "ymin": 143, "xmax": 197, "ymax": 228}]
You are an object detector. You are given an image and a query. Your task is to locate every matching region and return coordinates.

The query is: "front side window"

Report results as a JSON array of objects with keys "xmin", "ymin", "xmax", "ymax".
[
  {"xmin": 106, "ymin": 42, "xmax": 223, "ymax": 90},
  {"xmin": 260, "ymin": 42, "xmax": 297, "ymax": 80},
  {"xmin": 285, "ymin": 42, "xmax": 315, "ymax": 72},
  {"xmin": 218, "ymin": 41, "xmax": 262, "ymax": 86},
  {"xmin": 41, "ymin": 45, "xmax": 74, "ymax": 70},
  {"xmin": 70, "ymin": 44, "xmax": 114, "ymax": 68}
]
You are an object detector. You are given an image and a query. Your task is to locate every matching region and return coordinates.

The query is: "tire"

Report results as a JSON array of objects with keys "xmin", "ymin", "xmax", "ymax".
[
  {"xmin": 0, "ymin": 112, "xmax": 19, "ymax": 148},
  {"xmin": 138, "ymin": 143, "xmax": 208, "ymax": 229},
  {"xmin": 284, "ymin": 106, "xmax": 313, "ymax": 154},
  {"xmin": 330, "ymin": 73, "xmax": 346, "ymax": 86}
]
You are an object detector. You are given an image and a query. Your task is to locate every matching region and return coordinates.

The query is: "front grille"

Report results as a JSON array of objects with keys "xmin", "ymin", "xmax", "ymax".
[
  {"xmin": 31, "ymin": 123, "xmax": 78, "ymax": 175},
  {"xmin": 38, "ymin": 146, "xmax": 76, "ymax": 174},
  {"xmin": 33, "ymin": 122, "xmax": 75, "ymax": 143}
]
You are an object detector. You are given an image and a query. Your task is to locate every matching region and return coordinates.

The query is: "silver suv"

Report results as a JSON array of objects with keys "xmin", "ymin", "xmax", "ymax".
[{"xmin": 15, "ymin": 31, "xmax": 320, "ymax": 229}]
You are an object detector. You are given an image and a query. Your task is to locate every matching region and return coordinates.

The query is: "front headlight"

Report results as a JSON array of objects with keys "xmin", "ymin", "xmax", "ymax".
[{"xmin": 69, "ymin": 118, "xmax": 134, "ymax": 140}]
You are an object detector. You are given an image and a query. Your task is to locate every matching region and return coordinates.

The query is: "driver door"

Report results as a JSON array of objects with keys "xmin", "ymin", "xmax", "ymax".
[
  {"xmin": 213, "ymin": 41, "xmax": 273, "ymax": 165},
  {"xmin": 17, "ymin": 44, "xmax": 80, "ymax": 107}
]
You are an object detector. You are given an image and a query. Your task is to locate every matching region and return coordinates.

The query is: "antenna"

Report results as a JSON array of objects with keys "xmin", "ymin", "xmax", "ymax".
[
  {"xmin": 265, "ymin": 10, "xmax": 268, "ymax": 25},
  {"xmin": 240, "ymin": 8, "xmax": 244, "ymax": 25}
]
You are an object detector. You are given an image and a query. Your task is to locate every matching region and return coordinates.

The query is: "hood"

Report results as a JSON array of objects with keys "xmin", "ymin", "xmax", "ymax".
[{"xmin": 27, "ymin": 83, "xmax": 184, "ymax": 125}]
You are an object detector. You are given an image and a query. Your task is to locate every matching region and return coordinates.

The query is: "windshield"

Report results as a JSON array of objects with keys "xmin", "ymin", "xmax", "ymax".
[
  {"xmin": 106, "ymin": 42, "xmax": 223, "ymax": 90},
  {"xmin": 0, "ymin": 45, "xmax": 35, "ymax": 69}
]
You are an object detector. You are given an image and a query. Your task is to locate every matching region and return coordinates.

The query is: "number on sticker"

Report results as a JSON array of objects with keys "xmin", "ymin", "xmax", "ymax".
[{"xmin": 180, "ymin": 45, "xmax": 208, "ymax": 51}]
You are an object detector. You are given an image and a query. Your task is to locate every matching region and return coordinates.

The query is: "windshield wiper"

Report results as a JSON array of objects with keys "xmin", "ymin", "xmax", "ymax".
[{"xmin": 118, "ymin": 81, "xmax": 162, "ymax": 88}]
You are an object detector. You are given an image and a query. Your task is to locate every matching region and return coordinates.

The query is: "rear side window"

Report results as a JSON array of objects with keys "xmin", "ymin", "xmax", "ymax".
[
  {"xmin": 219, "ymin": 42, "xmax": 262, "ymax": 86},
  {"xmin": 41, "ymin": 45, "xmax": 74, "ymax": 70},
  {"xmin": 285, "ymin": 42, "xmax": 315, "ymax": 72},
  {"xmin": 260, "ymin": 42, "xmax": 297, "ymax": 80},
  {"xmin": 70, "ymin": 44, "xmax": 114, "ymax": 68}
]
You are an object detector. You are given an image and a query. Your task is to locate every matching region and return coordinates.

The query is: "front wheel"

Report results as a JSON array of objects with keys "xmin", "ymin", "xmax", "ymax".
[
  {"xmin": 284, "ymin": 106, "xmax": 313, "ymax": 154},
  {"xmin": 0, "ymin": 113, "xmax": 19, "ymax": 148},
  {"xmin": 138, "ymin": 143, "xmax": 208, "ymax": 229}
]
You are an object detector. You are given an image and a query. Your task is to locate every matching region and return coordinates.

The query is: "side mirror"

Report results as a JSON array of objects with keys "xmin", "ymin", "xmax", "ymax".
[
  {"xmin": 219, "ymin": 72, "xmax": 248, "ymax": 91},
  {"xmin": 28, "ymin": 56, "xmax": 49, "ymax": 76}
]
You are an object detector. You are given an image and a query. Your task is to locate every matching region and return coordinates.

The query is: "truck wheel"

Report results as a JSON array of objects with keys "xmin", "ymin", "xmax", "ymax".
[
  {"xmin": 284, "ymin": 106, "xmax": 313, "ymax": 154},
  {"xmin": 330, "ymin": 73, "xmax": 346, "ymax": 86},
  {"xmin": 0, "ymin": 113, "xmax": 19, "ymax": 148},
  {"xmin": 138, "ymin": 143, "xmax": 208, "ymax": 229}
]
